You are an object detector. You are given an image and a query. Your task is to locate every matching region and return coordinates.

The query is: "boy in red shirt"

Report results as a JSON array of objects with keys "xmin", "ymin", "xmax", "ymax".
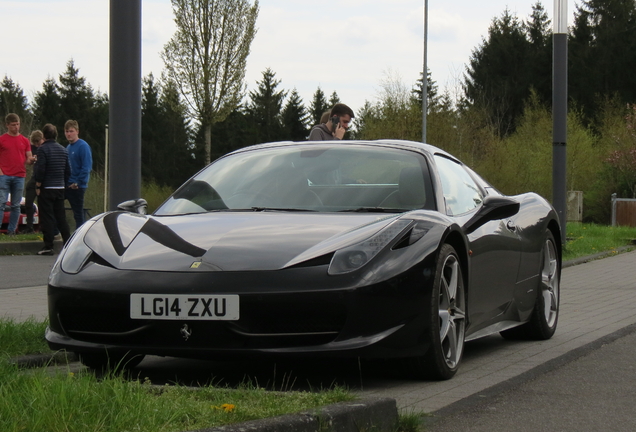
[{"xmin": 0, "ymin": 113, "xmax": 35, "ymax": 234}]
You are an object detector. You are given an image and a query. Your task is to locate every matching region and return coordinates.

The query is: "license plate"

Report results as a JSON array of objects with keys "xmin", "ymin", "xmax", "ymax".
[
  {"xmin": 130, "ymin": 294, "xmax": 239, "ymax": 320},
  {"xmin": 19, "ymin": 216, "xmax": 38, "ymax": 224}
]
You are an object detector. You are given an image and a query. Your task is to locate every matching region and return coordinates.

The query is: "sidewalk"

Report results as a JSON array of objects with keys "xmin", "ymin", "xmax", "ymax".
[
  {"xmin": 0, "ymin": 285, "xmax": 48, "ymax": 322},
  {"xmin": 2, "ymin": 249, "xmax": 636, "ymax": 418},
  {"xmin": 357, "ymin": 249, "xmax": 636, "ymax": 412}
]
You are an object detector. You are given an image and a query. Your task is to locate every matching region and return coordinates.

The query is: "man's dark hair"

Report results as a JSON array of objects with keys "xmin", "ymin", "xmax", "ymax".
[
  {"xmin": 4, "ymin": 113, "xmax": 19, "ymax": 125},
  {"xmin": 43, "ymin": 123, "xmax": 58, "ymax": 140},
  {"xmin": 330, "ymin": 103, "xmax": 355, "ymax": 119}
]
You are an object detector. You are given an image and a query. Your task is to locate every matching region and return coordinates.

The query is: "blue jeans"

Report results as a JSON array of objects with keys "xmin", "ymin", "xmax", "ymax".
[
  {"xmin": 0, "ymin": 175, "xmax": 25, "ymax": 233},
  {"xmin": 66, "ymin": 187, "xmax": 87, "ymax": 228}
]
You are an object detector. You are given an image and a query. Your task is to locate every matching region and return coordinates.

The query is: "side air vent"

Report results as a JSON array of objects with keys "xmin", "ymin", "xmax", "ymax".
[
  {"xmin": 392, "ymin": 228, "xmax": 413, "ymax": 250},
  {"xmin": 392, "ymin": 224, "xmax": 430, "ymax": 250}
]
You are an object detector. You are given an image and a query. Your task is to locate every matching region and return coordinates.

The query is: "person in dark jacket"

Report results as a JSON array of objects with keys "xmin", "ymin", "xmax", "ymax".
[
  {"xmin": 22, "ymin": 130, "xmax": 44, "ymax": 233},
  {"xmin": 308, "ymin": 103, "xmax": 355, "ymax": 140},
  {"xmin": 34, "ymin": 124, "xmax": 71, "ymax": 255}
]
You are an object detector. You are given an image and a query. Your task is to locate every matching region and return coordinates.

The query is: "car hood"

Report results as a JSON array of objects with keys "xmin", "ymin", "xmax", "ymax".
[{"xmin": 83, "ymin": 211, "xmax": 402, "ymax": 271}]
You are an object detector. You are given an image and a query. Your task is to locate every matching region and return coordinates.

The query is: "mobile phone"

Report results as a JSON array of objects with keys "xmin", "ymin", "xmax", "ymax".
[{"xmin": 331, "ymin": 115, "xmax": 340, "ymax": 132}]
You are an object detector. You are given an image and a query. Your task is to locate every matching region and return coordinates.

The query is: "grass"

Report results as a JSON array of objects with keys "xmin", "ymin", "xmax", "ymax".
[
  {"xmin": 563, "ymin": 222, "xmax": 636, "ymax": 261},
  {"xmin": 0, "ymin": 318, "xmax": 50, "ymax": 357},
  {"xmin": 85, "ymin": 172, "xmax": 174, "ymax": 216},
  {"xmin": 0, "ymin": 233, "xmax": 42, "ymax": 242},
  {"xmin": 1, "ymin": 175, "xmax": 173, "ymax": 240},
  {"xmin": 0, "ymin": 359, "xmax": 354, "ymax": 432},
  {"xmin": 0, "ymin": 317, "xmax": 420, "ymax": 431}
]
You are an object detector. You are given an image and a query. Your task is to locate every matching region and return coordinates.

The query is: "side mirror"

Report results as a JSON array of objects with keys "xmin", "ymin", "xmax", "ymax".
[
  {"xmin": 117, "ymin": 198, "xmax": 148, "ymax": 215},
  {"xmin": 463, "ymin": 196, "xmax": 520, "ymax": 234}
]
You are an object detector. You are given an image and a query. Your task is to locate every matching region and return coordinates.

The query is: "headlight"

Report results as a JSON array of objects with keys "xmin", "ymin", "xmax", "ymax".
[
  {"xmin": 328, "ymin": 219, "xmax": 413, "ymax": 275},
  {"xmin": 60, "ymin": 220, "xmax": 96, "ymax": 274}
]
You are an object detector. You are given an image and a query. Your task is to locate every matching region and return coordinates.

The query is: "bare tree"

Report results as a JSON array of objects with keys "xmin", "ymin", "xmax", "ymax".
[{"xmin": 162, "ymin": 0, "xmax": 259, "ymax": 164}]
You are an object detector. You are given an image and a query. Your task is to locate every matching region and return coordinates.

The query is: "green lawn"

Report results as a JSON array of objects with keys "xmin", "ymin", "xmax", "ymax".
[
  {"xmin": 0, "ymin": 359, "xmax": 354, "ymax": 432},
  {"xmin": 563, "ymin": 222, "xmax": 636, "ymax": 261}
]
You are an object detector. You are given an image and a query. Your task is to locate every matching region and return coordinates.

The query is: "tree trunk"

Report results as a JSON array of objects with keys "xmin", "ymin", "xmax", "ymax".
[{"xmin": 205, "ymin": 123, "xmax": 212, "ymax": 165}]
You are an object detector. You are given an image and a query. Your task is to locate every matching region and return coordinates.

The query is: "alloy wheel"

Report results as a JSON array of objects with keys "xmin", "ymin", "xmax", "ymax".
[
  {"xmin": 438, "ymin": 254, "xmax": 466, "ymax": 369},
  {"xmin": 541, "ymin": 238, "xmax": 559, "ymax": 328}
]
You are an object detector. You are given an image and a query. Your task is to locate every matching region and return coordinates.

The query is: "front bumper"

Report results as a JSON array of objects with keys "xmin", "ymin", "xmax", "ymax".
[{"xmin": 47, "ymin": 257, "xmax": 436, "ymax": 360}]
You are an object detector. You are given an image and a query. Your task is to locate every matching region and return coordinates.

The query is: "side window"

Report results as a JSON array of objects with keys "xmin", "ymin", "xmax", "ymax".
[{"xmin": 434, "ymin": 155, "xmax": 483, "ymax": 216}]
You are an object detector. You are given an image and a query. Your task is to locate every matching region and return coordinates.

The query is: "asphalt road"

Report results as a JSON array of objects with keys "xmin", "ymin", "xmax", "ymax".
[{"xmin": 0, "ymin": 254, "xmax": 56, "ymax": 289}]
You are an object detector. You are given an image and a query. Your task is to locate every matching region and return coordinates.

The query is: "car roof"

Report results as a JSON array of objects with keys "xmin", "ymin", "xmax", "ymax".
[{"xmin": 225, "ymin": 139, "xmax": 457, "ymax": 162}]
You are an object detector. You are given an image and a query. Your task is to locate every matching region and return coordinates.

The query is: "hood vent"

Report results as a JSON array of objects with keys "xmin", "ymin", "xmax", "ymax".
[{"xmin": 287, "ymin": 252, "xmax": 335, "ymax": 269}]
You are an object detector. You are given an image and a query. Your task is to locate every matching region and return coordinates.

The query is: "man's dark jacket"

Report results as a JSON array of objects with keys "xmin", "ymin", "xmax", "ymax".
[{"xmin": 34, "ymin": 139, "xmax": 70, "ymax": 189}]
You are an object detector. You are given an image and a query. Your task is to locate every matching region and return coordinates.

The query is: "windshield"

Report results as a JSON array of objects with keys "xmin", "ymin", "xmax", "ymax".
[{"xmin": 155, "ymin": 144, "xmax": 435, "ymax": 215}]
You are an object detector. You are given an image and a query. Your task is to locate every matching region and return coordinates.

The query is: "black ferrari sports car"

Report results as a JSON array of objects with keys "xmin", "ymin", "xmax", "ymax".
[{"xmin": 46, "ymin": 140, "xmax": 561, "ymax": 380}]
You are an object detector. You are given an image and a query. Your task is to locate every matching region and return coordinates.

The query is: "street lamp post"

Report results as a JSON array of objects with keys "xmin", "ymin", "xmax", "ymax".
[
  {"xmin": 422, "ymin": 0, "xmax": 428, "ymax": 143},
  {"xmin": 109, "ymin": 0, "xmax": 142, "ymax": 210},
  {"xmin": 553, "ymin": 0, "xmax": 568, "ymax": 244}
]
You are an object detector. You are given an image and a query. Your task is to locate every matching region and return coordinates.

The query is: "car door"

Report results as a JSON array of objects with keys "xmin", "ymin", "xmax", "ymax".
[{"xmin": 434, "ymin": 155, "xmax": 522, "ymax": 331}]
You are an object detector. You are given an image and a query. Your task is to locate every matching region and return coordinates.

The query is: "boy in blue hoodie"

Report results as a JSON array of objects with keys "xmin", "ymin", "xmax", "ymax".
[{"xmin": 64, "ymin": 120, "xmax": 92, "ymax": 229}]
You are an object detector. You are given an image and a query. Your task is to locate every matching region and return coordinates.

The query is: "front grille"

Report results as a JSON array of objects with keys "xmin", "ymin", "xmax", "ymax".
[{"xmin": 53, "ymin": 288, "xmax": 350, "ymax": 350}]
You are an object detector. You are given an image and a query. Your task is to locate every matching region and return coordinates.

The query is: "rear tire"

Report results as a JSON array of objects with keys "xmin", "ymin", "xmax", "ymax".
[
  {"xmin": 501, "ymin": 230, "xmax": 560, "ymax": 340},
  {"xmin": 403, "ymin": 244, "xmax": 466, "ymax": 380},
  {"xmin": 78, "ymin": 351, "xmax": 145, "ymax": 372}
]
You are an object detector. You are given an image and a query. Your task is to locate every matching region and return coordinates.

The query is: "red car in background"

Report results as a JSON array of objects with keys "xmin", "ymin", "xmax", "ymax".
[{"xmin": 1, "ymin": 196, "xmax": 39, "ymax": 233}]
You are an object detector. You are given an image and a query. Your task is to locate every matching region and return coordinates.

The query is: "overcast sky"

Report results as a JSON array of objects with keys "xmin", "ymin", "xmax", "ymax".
[{"xmin": 3, "ymin": 0, "xmax": 577, "ymax": 114}]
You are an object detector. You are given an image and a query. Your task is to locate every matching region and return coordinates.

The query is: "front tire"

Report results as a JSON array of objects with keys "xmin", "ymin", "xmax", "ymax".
[
  {"xmin": 501, "ymin": 230, "xmax": 560, "ymax": 340},
  {"xmin": 404, "ymin": 244, "xmax": 466, "ymax": 380}
]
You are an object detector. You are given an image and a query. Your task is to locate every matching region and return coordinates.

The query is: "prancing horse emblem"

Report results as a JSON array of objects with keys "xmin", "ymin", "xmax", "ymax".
[{"xmin": 180, "ymin": 324, "xmax": 192, "ymax": 341}]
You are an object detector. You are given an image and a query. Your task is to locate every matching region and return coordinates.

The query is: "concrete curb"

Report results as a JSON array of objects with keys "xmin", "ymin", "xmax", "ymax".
[
  {"xmin": 191, "ymin": 398, "xmax": 398, "ymax": 432},
  {"xmin": 9, "ymin": 350, "xmax": 77, "ymax": 369},
  {"xmin": 562, "ymin": 245, "xmax": 635, "ymax": 268}
]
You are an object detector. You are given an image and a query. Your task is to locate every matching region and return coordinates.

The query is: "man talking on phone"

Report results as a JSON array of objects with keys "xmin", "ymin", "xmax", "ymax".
[{"xmin": 308, "ymin": 103, "xmax": 354, "ymax": 140}]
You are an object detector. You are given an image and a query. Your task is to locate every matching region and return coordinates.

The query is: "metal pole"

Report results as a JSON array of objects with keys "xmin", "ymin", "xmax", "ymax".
[
  {"xmin": 104, "ymin": 124, "xmax": 109, "ymax": 213},
  {"xmin": 553, "ymin": 0, "xmax": 568, "ymax": 244},
  {"xmin": 109, "ymin": 0, "xmax": 142, "ymax": 210},
  {"xmin": 422, "ymin": 0, "xmax": 428, "ymax": 143}
]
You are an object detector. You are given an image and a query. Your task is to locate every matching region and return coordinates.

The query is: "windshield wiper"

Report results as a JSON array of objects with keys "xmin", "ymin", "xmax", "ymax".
[
  {"xmin": 339, "ymin": 207, "xmax": 408, "ymax": 213},
  {"xmin": 251, "ymin": 207, "xmax": 318, "ymax": 212}
]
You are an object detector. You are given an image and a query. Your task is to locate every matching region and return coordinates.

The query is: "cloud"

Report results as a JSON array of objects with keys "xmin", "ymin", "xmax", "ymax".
[{"xmin": 3, "ymin": 0, "xmax": 573, "ymax": 113}]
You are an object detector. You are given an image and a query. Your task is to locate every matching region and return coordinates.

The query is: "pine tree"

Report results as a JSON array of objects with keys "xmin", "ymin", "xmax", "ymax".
[
  {"xmin": 523, "ymin": 2, "xmax": 552, "ymax": 105},
  {"xmin": 0, "ymin": 76, "xmax": 30, "ymax": 132},
  {"xmin": 209, "ymin": 106, "xmax": 259, "ymax": 158},
  {"xmin": 141, "ymin": 74, "xmax": 163, "ymax": 182},
  {"xmin": 411, "ymin": 68, "xmax": 439, "ymax": 111},
  {"xmin": 310, "ymin": 87, "xmax": 329, "ymax": 126},
  {"xmin": 463, "ymin": 9, "xmax": 532, "ymax": 136},
  {"xmin": 328, "ymin": 91, "xmax": 340, "ymax": 107},
  {"xmin": 32, "ymin": 78, "xmax": 63, "ymax": 129},
  {"xmin": 142, "ymin": 74, "xmax": 197, "ymax": 187},
  {"xmin": 282, "ymin": 89, "xmax": 309, "ymax": 141},
  {"xmin": 57, "ymin": 59, "xmax": 108, "ymax": 168},
  {"xmin": 160, "ymin": 79, "xmax": 197, "ymax": 185},
  {"xmin": 58, "ymin": 60, "xmax": 96, "ymax": 125},
  {"xmin": 247, "ymin": 68, "xmax": 287, "ymax": 143},
  {"xmin": 570, "ymin": 0, "xmax": 636, "ymax": 123}
]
